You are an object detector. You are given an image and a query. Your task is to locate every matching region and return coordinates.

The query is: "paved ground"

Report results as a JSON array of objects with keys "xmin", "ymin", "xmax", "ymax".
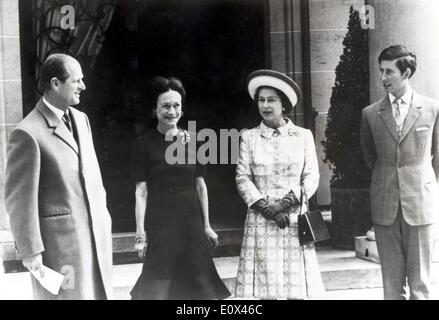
[
  {"xmin": 0, "ymin": 270, "xmax": 385, "ymax": 300},
  {"xmin": 2, "ymin": 246, "xmax": 439, "ymax": 300}
]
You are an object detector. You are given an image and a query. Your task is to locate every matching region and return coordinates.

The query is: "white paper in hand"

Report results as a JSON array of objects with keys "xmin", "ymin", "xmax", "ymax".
[{"xmin": 30, "ymin": 266, "xmax": 65, "ymax": 295}]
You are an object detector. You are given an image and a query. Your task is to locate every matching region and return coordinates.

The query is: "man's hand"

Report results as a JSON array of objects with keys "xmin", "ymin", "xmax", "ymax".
[
  {"xmin": 205, "ymin": 226, "xmax": 219, "ymax": 248},
  {"xmin": 22, "ymin": 253, "xmax": 44, "ymax": 277}
]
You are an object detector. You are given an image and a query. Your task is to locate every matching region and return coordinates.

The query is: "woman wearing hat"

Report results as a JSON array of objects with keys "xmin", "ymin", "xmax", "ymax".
[
  {"xmin": 235, "ymin": 69, "xmax": 324, "ymax": 299},
  {"xmin": 130, "ymin": 76, "xmax": 230, "ymax": 300}
]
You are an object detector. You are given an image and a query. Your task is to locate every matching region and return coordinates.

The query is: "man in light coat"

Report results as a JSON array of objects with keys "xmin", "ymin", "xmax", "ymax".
[
  {"xmin": 360, "ymin": 45, "xmax": 439, "ymax": 299},
  {"xmin": 4, "ymin": 53, "xmax": 113, "ymax": 299}
]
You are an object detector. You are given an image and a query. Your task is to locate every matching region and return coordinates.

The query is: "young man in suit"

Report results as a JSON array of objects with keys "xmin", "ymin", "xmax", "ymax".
[
  {"xmin": 4, "ymin": 54, "xmax": 113, "ymax": 299},
  {"xmin": 360, "ymin": 45, "xmax": 439, "ymax": 299}
]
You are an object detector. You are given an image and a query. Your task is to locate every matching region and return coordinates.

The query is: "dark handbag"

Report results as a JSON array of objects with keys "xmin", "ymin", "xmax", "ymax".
[{"xmin": 298, "ymin": 186, "xmax": 330, "ymax": 246}]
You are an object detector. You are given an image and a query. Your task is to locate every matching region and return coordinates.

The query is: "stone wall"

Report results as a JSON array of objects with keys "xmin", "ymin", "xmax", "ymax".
[
  {"xmin": 266, "ymin": 0, "xmax": 305, "ymax": 126},
  {"xmin": 368, "ymin": 0, "xmax": 439, "ymax": 101},
  {"xmin": 266, "ymin": 0, "xmax": 365, "ymax": 205},
  {"xmin": 308, "ymin": 0, "xmax": 365, "ymax": 205}
]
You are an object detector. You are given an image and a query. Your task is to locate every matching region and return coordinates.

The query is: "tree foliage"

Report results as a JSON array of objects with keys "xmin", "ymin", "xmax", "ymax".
[{"xmin": 322, "ymin": 6, "xmax": 371, "ymax": 188}]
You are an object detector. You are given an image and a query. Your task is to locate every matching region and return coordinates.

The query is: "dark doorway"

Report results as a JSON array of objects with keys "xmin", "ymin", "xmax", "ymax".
[{"xmin": 20, "ymin": 0, "xmax": 266, "ymax": 232}]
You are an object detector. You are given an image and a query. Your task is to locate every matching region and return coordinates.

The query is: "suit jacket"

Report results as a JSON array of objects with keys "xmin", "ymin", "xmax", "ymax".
[
  {"xmin": 4, "ymin": 99, "xmax": 113, "ymax": 299},
  {"xmin": 360, "ymin": 92, "xmax": 439, "ymax": 226}
]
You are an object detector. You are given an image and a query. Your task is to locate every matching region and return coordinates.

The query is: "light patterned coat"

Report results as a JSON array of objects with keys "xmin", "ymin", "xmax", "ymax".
[{"xmin": 235, "ymin": 119, "xmax": 324, "ymax": 299}]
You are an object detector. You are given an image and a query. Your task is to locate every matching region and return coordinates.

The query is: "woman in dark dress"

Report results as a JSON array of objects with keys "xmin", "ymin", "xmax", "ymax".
[{"xmin": 130, "ymin": 76, "xmax": 230, "ymax": 300}]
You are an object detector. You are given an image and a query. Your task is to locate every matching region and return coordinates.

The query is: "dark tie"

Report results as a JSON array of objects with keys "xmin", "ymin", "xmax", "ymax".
[{"xmin": 62, "ymin": 112, "xmax": 72, "ymax": 132}]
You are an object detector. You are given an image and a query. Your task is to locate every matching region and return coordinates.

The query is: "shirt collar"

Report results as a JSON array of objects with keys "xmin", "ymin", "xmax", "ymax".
[
  {"xmin": 42, "ymin": 97, "xmax": 69, "ymax": 120},
  {"xmin": 260, "ymin": 118, "xmax": 299, "ymax": 137},
  {"xmin": 389, "ymin": 86, "xmax": 413, "ymax": 105}
]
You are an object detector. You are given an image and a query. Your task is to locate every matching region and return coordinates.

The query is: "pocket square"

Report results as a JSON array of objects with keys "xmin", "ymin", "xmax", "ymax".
[{"xmin": 416, "ymin": 126, "xmax": 429, "ymax": 132}]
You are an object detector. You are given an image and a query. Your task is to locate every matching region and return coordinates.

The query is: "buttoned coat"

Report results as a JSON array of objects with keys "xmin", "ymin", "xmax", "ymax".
[
  {"xmin": 360, "ymin": 92, "xmax": 439, "ymax": 226},
  {"xmin": 5, "ymin": 99, "xmax": 113, "ymax": 299},
  {"xmin": 235, "ymin": 120, "xmax": 323, "ymax": 299}
]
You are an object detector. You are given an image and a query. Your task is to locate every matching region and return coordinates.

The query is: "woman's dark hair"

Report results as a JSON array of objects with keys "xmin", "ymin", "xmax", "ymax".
[
  {"xmin": 147, "ymin": 76, "xmax": 186, "ymax": 111},
  {"xmin": 254, "ymin": 86, "xmax": 292, "ymax": 113},
  {"xmin": 378, "ymin": 45, "xmax": 417, "ymax": 78},
  {"xmin": 38, "ymin": 53, "xmax": 72, "ymax": 93}
]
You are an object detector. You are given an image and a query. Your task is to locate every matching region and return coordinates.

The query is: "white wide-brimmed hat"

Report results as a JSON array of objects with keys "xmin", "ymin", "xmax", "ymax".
[{"xmin": 246, "ymin": 69, "xmax": 301, "ymax": 108}]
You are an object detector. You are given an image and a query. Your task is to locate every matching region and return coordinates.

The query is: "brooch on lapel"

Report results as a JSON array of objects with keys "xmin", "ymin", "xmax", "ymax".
[
  {"xmin": 179, "ymin": 130, "xmax": 191, "ymax": 145},
  {"xmin": 288, "ymin": 128, "xmax": 300, "ymax": 137}
]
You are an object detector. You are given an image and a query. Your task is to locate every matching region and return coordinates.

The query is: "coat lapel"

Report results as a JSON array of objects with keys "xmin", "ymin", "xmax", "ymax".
[
  {"xmin": 36, "ymin": 99, "xmax": 79, "ymax": 154},
  {"xmin": 69, "ymin": 108, "xmax": 85, "ymax": 159},
  {"xmin": 399, "ymin": 92, "xmax": 422, "ymax": 143},
  {"xmin": 378, "ymin": 97, "xmax": 399, "ymax": 142}
]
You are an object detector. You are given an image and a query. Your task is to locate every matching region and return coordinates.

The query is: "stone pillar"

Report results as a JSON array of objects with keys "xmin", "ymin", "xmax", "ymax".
[
  {"xmin": 306, "ymin": 0, "xmax": 365, "ymax": 205},
  {"xmin": 368, "ymin": 0, "xmax": 439, "ymax": 102},
  {"xmin": 0, "ymin": 0, "xmax": 24, "ymax": 271},
  {"xmin": 266, "ymin": 0, "xmax": 305, "ymax": 126},
  {"xmin": 266, "ymin": 0, "xmax": 349, "ymax": 206},
  {"xmin": 267, "ymin": 0, "xmax": 366, "ymax": 206}
]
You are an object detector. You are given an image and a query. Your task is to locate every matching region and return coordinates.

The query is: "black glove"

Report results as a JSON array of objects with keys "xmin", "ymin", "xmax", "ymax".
[
  {"xmin": 273, "ymin": 212, "xmax": 290, "ymax": 229},
  {"xmin": 251, "ymin": 199, "xmax": 290, "ymax": 227},
  {"xmin": 251, "ymin": 199, "xmax": 278, "ymax": 221},
  {"xmin": 260, "ymin": 205, "xmax": 278, "ymax": 220},
  {"xmin": 263, "ymin": 194, "xmax": 296, "ymax": 217},
  {"xmin": 250, "ymin": 198, "xmax": 268, "ymax": 215},
  {"xmin": 275, "ymin": 191, "xmax": 300, "ymax": 212},
  {"xmin": 265, "ymin": 199, "xmax": 289, "ymax": 214}
]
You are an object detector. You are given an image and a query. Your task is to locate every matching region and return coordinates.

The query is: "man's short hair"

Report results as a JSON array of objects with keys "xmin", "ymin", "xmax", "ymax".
[
  {"xmin": 37, "ymin": 53, "xmax": 73, "ymax": 93},
  {"xmin": 378, "ymin": 45, "xmax": 417, "ymax": 78}
]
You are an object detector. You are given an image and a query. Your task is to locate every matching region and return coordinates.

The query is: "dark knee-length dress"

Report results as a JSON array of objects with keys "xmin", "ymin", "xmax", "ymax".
[{"xmin": 130, "ymin": 128, "xmax": 230, "ymax": 300}]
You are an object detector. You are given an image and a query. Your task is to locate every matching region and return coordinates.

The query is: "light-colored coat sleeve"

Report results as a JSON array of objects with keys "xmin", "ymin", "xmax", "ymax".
[
  {"xmin": 360, "ymin": 108, "xmax": 377, "ymax": 171},
  {"xmin": 432, "ymin": 107, "xmax": 439, "ymax": 183},
  {"xmin": 301, "ymin": 130, "xmax": 320, "ymax": 198},
  {"xmin": 235, "ymin": 130, "xmax": 264, "ymax": 207},
  {"xmin": 4, "ymin": 128, "xmax": 45, "ymax": 258},
  {"xmin": 84, "ymin": 113, "xmax": 107, "ymax": 196}
]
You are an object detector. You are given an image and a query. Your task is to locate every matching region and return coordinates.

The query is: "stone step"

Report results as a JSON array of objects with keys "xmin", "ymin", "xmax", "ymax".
[
  {"xmin": 1, "ymin": 246, "xmax": 375, "ymax": 299},
  {"xmin": 2, "ymin": 211, "xmax": 331, "ymax": 271},
  {"xmin": 112, "ymin": 246, "xmax": 383, "ymax": 299},
  {"xmin": 112, "ymin": 245, "xmax": 439, "ymax": 299},
  {"xmin": 113, "ymin": 227, "xmax": 244, "ymax": 254},
  {"xmin": 3, "ymin": 245, "xmax": 439, "ymax": 300},
  {"xmin": 3, "ymin": 227, "xmax": 245, "ymax": 272},
  {"xmin": 112, "ymin": 227, "xmax": 244, "ymax": 265},
  {"xmin": 112, "ymin": 213, "xmax": 333, "ymax": 265}
]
